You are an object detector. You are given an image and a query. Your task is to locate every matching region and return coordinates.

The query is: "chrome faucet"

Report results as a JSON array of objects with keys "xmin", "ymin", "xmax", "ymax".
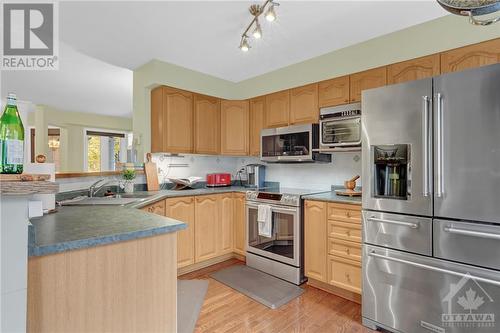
[{"xmin": 88, "ymin": 179, "xmax": 113, "ymax": 198}]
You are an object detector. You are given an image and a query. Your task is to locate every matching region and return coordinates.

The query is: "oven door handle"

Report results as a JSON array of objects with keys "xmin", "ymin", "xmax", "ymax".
[
  {"xmin": 369, "ymin": 251, "xmax": 500, "ymax": 287},
  {"xmin": 246, "ymin": 204, "xmax": 298, "ymax": 214},
  {"xmin": 443, "ymin": 226, "xmax": 500, "ymax": 240},
  {"xmin": 367, "ymin": 216, "xmax": 419, "ymax": 229}
]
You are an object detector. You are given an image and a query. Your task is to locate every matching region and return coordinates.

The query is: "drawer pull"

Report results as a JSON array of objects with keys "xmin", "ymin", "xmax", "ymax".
[
  {"xmin": 444, "ymin": 226, "xmax": 500, "ymax": 240},
  {"xmin": 369, "ymin": 251, "xmax": 500, "ymax": 287},
  {"xmin": 368, "ymin": 216, "xmax": 418, "ymax": 229},
  {"xmin": 346, "ymin": 248, "xmax": 350, "ymax": 255},
  {"xmin": 345, "ymin": 272, "xmax": 351, "ymax": 281},
  {"xmin": 346, "ymin": 211, "xmax": 351, "ymax": 218},
  {"xmin": 346, "ymin": 230, "xmax": 351, "ymax": 236}
]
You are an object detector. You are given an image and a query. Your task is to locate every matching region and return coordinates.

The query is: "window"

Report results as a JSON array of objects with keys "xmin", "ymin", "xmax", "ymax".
[{"xmin": 85, "ymin": 130, "xmax": 129, "ymax": 172}]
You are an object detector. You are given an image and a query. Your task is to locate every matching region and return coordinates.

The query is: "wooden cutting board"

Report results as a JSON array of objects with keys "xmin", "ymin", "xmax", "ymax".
[
  {"xmin": 335, "ymin": 189, "xmax": 362, "ymax": 197},
  {"xmin": 144, "ymin": 153, "xmax": 159, "ymax": 191},
  {"xmin": 0, "ymin": 174, "xmax": 51, "ymax": 182}
]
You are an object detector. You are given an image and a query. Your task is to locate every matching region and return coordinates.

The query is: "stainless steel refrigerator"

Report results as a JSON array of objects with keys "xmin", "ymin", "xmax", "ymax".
[{"xmin": 361, "ymin": 63, "xmax": 500, "ymax": 333}]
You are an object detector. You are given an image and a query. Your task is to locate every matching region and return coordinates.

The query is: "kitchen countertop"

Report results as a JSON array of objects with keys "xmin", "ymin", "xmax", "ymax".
[
  {"xmin": 302, "ymin": 187, "xmax": 362, "ymax": 205},
  {"xmin": 29, "ymin": 185, "xmax": 253, "ymax": 257}
]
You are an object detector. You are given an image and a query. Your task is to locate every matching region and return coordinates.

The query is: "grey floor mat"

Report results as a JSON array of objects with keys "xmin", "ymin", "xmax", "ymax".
[
  {"xmin": 177, "ymin": 279, "xmax": 209, "ymax": 333},
  {"xmin": 210, "ymin": 265, "xmax": 304, "ymax": 309}
]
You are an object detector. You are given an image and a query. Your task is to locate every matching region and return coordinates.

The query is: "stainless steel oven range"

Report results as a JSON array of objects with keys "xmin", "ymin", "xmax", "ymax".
[{"xmin": 245, "ymin": 188, "xmax": 326, "ymax": 285}]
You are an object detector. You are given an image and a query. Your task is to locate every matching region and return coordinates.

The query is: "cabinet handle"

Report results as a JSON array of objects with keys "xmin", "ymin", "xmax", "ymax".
[
  {"xmin": 346, "ymin": 248, "xmax": 350, "ymax": 254},
  {"xmin": 346, "ymin": 211, "xmax": 351, "ymax": 218}
]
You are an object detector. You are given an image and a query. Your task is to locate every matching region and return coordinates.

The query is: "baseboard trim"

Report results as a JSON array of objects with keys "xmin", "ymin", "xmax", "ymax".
[
  {"xmin": 177, "ymin": 253, "xmax": 245, "ymax": 276},
  {"xmin": 307, "ymin": 278, "xmax": 362, "ymax": 304}
]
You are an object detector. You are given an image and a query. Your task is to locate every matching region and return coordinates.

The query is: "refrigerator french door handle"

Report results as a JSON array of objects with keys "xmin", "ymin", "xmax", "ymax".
[
  {"xmin": 369, "ymin": 250, "xmax": 500, "ymax": 287},
  {"xmin": 435, "ymin": 93, "xmax": 444, "ymax": 197},
  {"xmin": 422, "ymin": 96, "xmax": 430, "ymax": 197},
  {"xmin": 444, "ymin": 226, "xmax": 500, "ymax": 240},
  {"xmin": 368, "ymin": 216, "xmax": 419, "ymax": 229}
]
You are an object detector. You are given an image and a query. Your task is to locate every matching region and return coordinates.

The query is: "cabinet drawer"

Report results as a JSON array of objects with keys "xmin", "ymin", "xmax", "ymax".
[
  {"xmin": 328, "ymin": 239, "xmax": 361, "ymax": 262},
  {"xmin": 328, "ymin": 220, "xmax": 362, "ymax": 243},
  {"xmin": 328, "ymin": 255, "xmax": 361, "ymax": 294},
  {"xmin": 327, "ymin": 203, "xmax": 361, "ymax": 224}
]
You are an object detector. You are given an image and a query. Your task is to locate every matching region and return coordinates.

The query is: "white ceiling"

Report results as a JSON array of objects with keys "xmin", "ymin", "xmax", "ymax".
[
  {"xmin": 2, "ymin": 1, "xmax": 448, "ymax": 117},
  {"xmin": 60, "ymin": 1, "xmax": 447, "ymax": 82},
  {"xmin": 1, "ymin": 42, "xmax": 133, "ymax": 117}
]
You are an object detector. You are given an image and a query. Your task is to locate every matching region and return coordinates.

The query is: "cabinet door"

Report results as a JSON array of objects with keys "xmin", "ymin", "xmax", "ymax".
[
  {"xmin": 290, "ymin": 83, "xmax": 319, "ymax": 125},
  {"xmin": 165, "ymin": 197, "xmax": 195, "ymax": 268},
  {"xmin": 249, "ymin": 97, "xmax": 265, "ymax": 157},
  {"xmin": 265, "ymin": 90, "xmax": 290, "ymax": 128},
  {"xmin": 441, "ymin": 38, "xmax": 500, "ymax": 74},
  {"xmin": 150, "ymin": 87, "xmax": 164, "ymax": 153},
  {"xmin": 220, "ymin": 100, "xmax": 249, "ymax": 156},
  {"xmin": 194, "ymin": 195, "xmax": 219, "ymax": 262},
  {"xmin": 349, "ymin": 67, "xmax": 387, "ymax": 102},
  {"xmin": 163, "ymin": 87, "xmax": 194, "ymax": 153},
  {"xmin": 218, "ymin": 194, "xmax": 234, "ymax": 255},
  {"xmin": 194, "ymin": 94, "xmax": 220, "ymax": 155},
  {"xmin": 141, "ymin": 200, "xmax": 165, "ymax": 216},
  {"xmin": 318, "ymin": 76, "xmax": 350, "ymax": 107},
  {"xmin": 304, "ymin": 200, "xmax": 327, "ymax": 282},
  {"xmin": 233, "ymin": 193, "xmax": 246, "ymax": 256},
  {"xmin": 328, "ymin": 255, "xmax": 362, "ymax": 294},
  {"xmin": 387, "ymin": 54, "xmax": 440, "ymax": 85}
]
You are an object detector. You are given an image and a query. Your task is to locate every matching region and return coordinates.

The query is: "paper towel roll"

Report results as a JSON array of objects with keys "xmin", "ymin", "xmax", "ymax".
[{"xmin": 24, "ymin": 163, "xmax": 56, "ymax": 212}]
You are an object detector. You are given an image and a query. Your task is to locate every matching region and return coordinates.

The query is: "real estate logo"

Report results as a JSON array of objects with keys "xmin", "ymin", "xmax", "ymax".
[
  {"xmin": 442, "ymin": 273, "xmax": 495, "ymax": 329},
  {"xmin": 1, "ymin": 1, "xmax": 59, "ymax": 70}
]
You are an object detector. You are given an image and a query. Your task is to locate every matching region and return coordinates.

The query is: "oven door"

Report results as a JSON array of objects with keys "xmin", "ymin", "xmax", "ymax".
[
  {"xmin": 246, "ymin": 202, "xmax": 300, "ymax": 267},
  {"xmin": 320, "ymin": 117, "xmax": 361, "ymax": 147}
]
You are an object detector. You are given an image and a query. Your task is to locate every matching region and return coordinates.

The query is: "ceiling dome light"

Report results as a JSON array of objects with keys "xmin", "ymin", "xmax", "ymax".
[
  {"xmin": 265, "ymin": 4, "xmax": 276, "ymax": 22},
  {"xmin": 252, "ymin": 20, "xmax": 262, "ymax": 39},
  {"xmin": 240, "ymin": 37, "xmax": 250, "ymax": 52}
]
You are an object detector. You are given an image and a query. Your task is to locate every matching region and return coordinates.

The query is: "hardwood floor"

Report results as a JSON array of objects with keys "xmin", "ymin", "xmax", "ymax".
[{"xmin": 179, "ymin": 259, "xmax": 375, "ymax": 333}]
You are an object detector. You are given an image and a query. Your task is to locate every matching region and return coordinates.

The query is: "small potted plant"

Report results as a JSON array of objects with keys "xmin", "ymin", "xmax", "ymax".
[{"xmin": 122, "ymin": 169, "xmax": 136, "ymax": 193}]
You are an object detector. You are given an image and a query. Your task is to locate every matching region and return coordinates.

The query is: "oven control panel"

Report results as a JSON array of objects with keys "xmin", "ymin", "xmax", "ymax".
[{"xmin": 246, "ymin": 191, "xmax": 300, "ymax": 207}]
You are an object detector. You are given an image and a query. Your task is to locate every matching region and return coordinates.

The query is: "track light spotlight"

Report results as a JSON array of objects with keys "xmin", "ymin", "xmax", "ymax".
[
  {"xmin": 240, "ymin": 37, "xmax": 250, "ymax": 52},
  {"xmin": 253, "ymin": 20, "xmax": 262, "ymax": 39},
  {"xmin": 265, "ymin": 4, "xmax": 276, "ymax": 22}
]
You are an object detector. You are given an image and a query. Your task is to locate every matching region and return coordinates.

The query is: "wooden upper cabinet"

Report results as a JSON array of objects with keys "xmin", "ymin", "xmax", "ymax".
[
  {"xmin": 150, "ymin": 87, "xmax": 164, "ymax": 153},
  {"xmin": 349, "ymin": 67, "xmax": 387, "ymax": 102},
  {"xmin": 165, "ymin": 197, "xmax": 195, "ymax": 268},
  {"xmin": 387, "ymin": 54, "xmax": 440, "ymax": 85},
  {"xmin": 194, "ymin": 94, "xmax": 220, "ymax": 155},
  {"xmin": 441, "ymin": 38, "xmax": 500, "ymax": 74},
  {"xmin": 220, "ymin": 100, "xmax": 249, "ymax": 156},
  {"xmin": 162, "ymin": 87, "xmax": 194, "ymax": 153},
  {"xmin": 249, "ymin": 97, "xmax": 265, "ymax": 157},
  {"xmin": 290, "ymin": 83, "xmax": 319, "ymax": 125},
  {"xmin": 318, "ymin": 76, "xmax": 350, "ymax": 107},
  {"xmin": 265, "ymin": 90, "xmax": 290, "ymax": 128}
]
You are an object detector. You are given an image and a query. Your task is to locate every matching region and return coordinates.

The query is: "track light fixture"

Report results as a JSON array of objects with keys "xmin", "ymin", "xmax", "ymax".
[{"xmin": 239, "ymin": 0, "xmax": 279, "ymax": 52}]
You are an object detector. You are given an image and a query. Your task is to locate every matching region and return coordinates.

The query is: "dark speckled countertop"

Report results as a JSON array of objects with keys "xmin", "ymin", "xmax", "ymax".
[
  {"xmin": 29, "ymin": 185, "xmax": 254, "ymax": 257},
  {"xmin": 302, "ymin": 186, "xmax": 362, "ymax": 205}
]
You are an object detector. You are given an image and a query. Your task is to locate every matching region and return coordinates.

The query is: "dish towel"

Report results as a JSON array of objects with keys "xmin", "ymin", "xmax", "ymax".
[{"xmin": 257, "ymin": 205, "xmax": 273, "ymax": 238}]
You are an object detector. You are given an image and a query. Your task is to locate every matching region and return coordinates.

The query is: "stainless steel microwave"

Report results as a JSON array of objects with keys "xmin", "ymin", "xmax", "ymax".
[
  {"xmin": 260, "ymin": 124, "xmax": 331, "ymax": 163},
  {"xmin": 320, "ymin": 103, "xmax": 361, "ymax": 148}
]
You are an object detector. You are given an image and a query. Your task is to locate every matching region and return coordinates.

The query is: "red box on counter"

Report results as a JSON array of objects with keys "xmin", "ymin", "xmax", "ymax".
[{"xmin": 206, "ymin": 173, "xmax": 231, "ymax": 187}]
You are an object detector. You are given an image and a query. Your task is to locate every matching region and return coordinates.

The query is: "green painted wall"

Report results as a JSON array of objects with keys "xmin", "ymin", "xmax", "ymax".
[
  {"xmin": 133, "ymin": 15, "xmax": 500, "ymax": 157},
  {"xmin": 28, "ymin": 106, "xmax": 132, "ymax": 171}
]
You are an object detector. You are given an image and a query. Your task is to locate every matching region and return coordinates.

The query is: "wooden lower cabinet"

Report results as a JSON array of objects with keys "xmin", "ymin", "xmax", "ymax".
[
  {"xmin": 194, "ymin": 195, "xmax": 219, "ymax": 262},
  {"xmin": 305, "ymin": 199, "xmax": 362, "ymax": 298},
  {"xmin": 304, "ymin": 200, "xmax": 327, "ymax": 282},
  {"xmin": 327, "ymin": 255, "xmax": 362, "ymax": 294},
  {"xmin": 141, "ymin": 200, "xmax": 166, "ymax": 216},
  {"xmin": 165, "ymin": 197, "xmax": 195, "ymax": 268},
  {"xmin": 233, "ymin": 193, "xmax": 246, "ymax": 256},
  {"xmin": 218, "ymin": 194, "xmax": 234, "ymax": 255}
]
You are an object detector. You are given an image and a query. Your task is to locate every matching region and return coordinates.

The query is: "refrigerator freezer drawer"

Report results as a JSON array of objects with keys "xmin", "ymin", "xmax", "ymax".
[
  {"xmin": 434, "ymin": 219, "xmax": 500, "ymax": 271},
  {"xmin": 363, "ymin": 244, "xmax": 500, "ymax": 333},
  {"xmin": 362, "ymin": 211, "xmax": 432, "ymax": 256}
]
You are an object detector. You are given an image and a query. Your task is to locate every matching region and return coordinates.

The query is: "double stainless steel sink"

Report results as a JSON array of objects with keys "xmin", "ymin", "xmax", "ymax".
[{"xmin": 60, "ymin": 192, "xmax": 154, "ymax": 206}]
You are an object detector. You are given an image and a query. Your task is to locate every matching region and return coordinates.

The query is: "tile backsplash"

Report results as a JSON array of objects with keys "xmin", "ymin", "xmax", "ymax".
[{"xmin": 56, "ymin": 152, "xmax": 361, "ymax": 193}]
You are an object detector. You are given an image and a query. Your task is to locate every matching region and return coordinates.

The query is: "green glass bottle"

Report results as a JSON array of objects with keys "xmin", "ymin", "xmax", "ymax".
[{"xmin": 0, "ymin": 93, "xmax": 25, "ymax": 174}]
